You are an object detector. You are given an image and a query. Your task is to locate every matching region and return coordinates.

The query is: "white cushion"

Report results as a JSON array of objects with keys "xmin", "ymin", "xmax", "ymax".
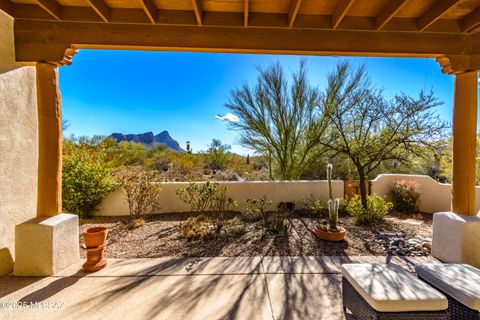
[
  {"xmin": 342, "ymin": 264, "xmax": 447, "ymax": 312},
  {"xmin": 416, "ymin": 264, "xmax": 480, "ymax": 311}
]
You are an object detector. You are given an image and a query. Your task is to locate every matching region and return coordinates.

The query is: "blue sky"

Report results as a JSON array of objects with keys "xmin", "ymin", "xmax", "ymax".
[{"xmin": 60, "ymin": 50, "xmax": 457, "ymax": 155}]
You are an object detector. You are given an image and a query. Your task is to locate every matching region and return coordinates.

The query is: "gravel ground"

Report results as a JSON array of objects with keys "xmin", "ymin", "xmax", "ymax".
[{"xmin": 79, "ymin": 211, "xmax": 432, "ymax": 258}]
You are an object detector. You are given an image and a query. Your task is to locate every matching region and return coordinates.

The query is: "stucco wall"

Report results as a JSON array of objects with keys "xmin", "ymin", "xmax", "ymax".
[
  {"xmin": 95, "ymin": 174, "xmax": 480, "ymax": 216},
  {"xmin": 371, "ymin": 174, "xmax": 480, "ymax": 214},
  {"xmin": 0, "ymin": 10, "xmax": 38, "ymax": 275},
  {"xmin": 94, "ymin": 180, "xmax": 344, "ymax": 216}
]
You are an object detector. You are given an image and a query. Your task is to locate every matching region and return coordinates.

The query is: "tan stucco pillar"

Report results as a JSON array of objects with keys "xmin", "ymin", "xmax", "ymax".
[
  {"xmin": 36, "ymin": 62, "xmax": 62, "ymax": 217},
  {"xmin": 451, "ymin": 71, "xmax": 478, "ymax": 216}
]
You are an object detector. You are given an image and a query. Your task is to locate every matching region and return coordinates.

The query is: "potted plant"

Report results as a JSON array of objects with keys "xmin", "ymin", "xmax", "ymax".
[{"xmin": 314, "ymin": 164, "xmax": 347, "ymax": 241}]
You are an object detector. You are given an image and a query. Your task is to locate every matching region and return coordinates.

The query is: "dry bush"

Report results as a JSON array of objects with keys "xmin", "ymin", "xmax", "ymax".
[{"xmin": 118, "ymin": 167, "xmax": 162, "ymax": 228}]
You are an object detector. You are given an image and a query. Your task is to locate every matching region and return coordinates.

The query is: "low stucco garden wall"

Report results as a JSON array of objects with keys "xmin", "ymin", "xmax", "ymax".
[
  {"xmin": 94, "ymin": 180, "xmax": 344, "ymax": 216},
  {"xmin": 371, "ymin": 174, "xmax": 480, "ymax": 214},
  {"xmin": 94, "ymin": 174, "xmax": 480, "ymax": 216}
]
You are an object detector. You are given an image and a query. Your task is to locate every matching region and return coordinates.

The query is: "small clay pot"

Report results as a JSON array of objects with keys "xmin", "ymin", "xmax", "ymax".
[
  {"xmin": 83, "ymin": 227, "xmax": 108, "ymax": 248},
  {"xmin": 314, "ymin": 227, "xmax": 347, "ymax": 242},
  {"xmin": 82, "ymin": 227, "xmax": 108, "ymax": 272}
]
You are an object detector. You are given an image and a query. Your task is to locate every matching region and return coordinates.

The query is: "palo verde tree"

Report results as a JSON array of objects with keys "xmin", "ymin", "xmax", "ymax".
[
  {"xmin": 320, "ymin": 61, "xmax": 448, "ymax": 210},
  {"xmin": 225, "ymin": 60, "xmax": 328, "ymax": 180}
]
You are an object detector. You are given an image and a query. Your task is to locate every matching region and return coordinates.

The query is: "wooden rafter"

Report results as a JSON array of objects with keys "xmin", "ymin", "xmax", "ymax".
[
  {"xmin": 1, "ymin": 4, "xmax": 470, "ymax": 33},
  {"xmin": 332, "ymin": 0, "xmax": 355, "ymax": 29},
  {"xmin": 86, "ymin": 0, "xmax": 110, "ymax": 23},
  {"xmin": 288, "ymin": 0, "xmax": 302, "ymax": 28},
  {"xmin": 0, "ymin": 0, "xmax": 11, "ymax": 14},
  {"xmin": 417, "ymin": 0, "xmax": 459, "ymax": 31},
  {"xmin": 461, "ymin": 7, "xmax": 480, "ymax": 33},
  {"xmin": 35, "ymin": 0, "xmax": 61, "ymax": 21},
  {"xmin": 139, "ymin": 0, "xmax": 157, "ymax": 24},
  {"xmin": 244, "ymin": 0, "xmax": 249, "ymax": 27},
  {"xmin": 191, "ymin": 0, "xmax": 202, "ymax": 25},
  {"xmin": 375, "ymin": 0, "xmax": 408, "ymax": 31}
]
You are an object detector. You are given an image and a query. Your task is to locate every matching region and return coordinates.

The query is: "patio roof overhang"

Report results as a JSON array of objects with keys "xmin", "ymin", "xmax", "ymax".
[
  {"xmin": 2, "ymin": 0, "xmax": 480, "ymax": 72},
  {"xmin": 0, "ymin": 0, "xmax": 479, "ymax": 216}
]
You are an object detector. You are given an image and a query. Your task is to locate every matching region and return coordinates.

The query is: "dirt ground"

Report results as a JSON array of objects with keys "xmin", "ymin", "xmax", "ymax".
[{"xmin": 79, "ymin": 211, "xmax": 432, "ymax": 258}]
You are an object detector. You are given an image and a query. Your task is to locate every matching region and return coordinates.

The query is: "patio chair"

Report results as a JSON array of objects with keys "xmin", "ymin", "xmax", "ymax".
[
  {"xmin": 342, "ymin": 263, "xmax": 448, "ymax": 319},
  {"xmin": 415, "ymin": 264, "xmax": 480, "ymax": 320}
]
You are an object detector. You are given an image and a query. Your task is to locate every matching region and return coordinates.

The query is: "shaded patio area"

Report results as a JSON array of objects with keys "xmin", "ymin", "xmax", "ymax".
[{"xmin": 0, "ymin": 256, "xmax": 438, "ymax": 320}]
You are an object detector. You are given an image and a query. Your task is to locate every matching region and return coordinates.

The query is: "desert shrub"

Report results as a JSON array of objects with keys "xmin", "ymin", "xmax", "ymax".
[
  {"xmin": 228, "ymin": 217, "xmax": 247, "ymax": 236},
  {"xmin": 117, "ymin": 168, "xmax": 162, "ymax": 228},
  {"xmin": 62, "ymin": 144, "xmax": 118, "ymax": 219},
  {"xmin": 180, "ymin": 215, "xmax": 215, "ymax": 241},
  {"xmin": 211, "ymin": 185, "xmax": 237, "ymax": 233},
  {"xmin": 346, "ymin": 194, "xmax": 393, "ymax": 224},
  {"xmin": 304, "ymin": 198, "xmax": 328, "ymax": 218},
  {"xmin": 205, "ymin": 139, "xmax": 231, "ymax": 171},
  {"xmin": 177, "ymin": 182, "xmax": 237, "ymax": 234},
  {"xmin": 389, "ymin": 180, "xmax": 420, "ymax": 213},
  {"xmin": 212, "ymin": 171, "xmax": 241, "ymax": 181},
  {"xmin": 304, "ymin": 198, "xmax": 347, "ymax": 219},
  {"xmin": 240, "ymin": 196, "xmax": 285, "ymax": 235},
  {"xmin": 176, "ymin": 182, "xmax": 218, "ymax": 213},
  {"xmin": 268, "ymin": 203, "xmax": 292, "ymax": 236},
  {"xmin": 240, "ymin": 196, "xmax": 272, "ymax": 222}
]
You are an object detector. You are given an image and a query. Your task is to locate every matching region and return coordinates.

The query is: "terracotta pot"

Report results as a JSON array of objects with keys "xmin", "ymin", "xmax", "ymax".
[
  {"xmin": 82, "ymin": 227, "xmax": 108, "ymax": 272},
  {"xmin": 83, "ymin": 226, "xmax": 108, "ymax": 248},
  {"xmin": 314, "ymin": 227, "xmax": 347, "ymax": 242}
]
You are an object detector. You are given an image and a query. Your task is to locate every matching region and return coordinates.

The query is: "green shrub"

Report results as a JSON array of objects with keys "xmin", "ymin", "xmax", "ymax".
[
  {"xmin": 176, "ymin": 181, "xmax": 217, "ymax": 213},
  {"xmin": 205, "ymin": 139, "xmax": 231, "ymax": 171},
  {"xmin": 180, "ymin": 215, "xmax": 215, "ymax": 241},
  {"xmin": 62, "ymin": 145, "xmax": 118, "ymax": 219},
  {"xmin": 346, "ymin": 194, "xmax": 393, "ymax": 224},
  {"xmin": 240, "ymin": 196, "xmax": 272, "ymax": 222},
  {"xmin": 304, "ymin": 198, "xmax": 328, "ymax": 218},
  {"xmin": 305, "ymin": 198, "xmax": 347, "ymax": 219},
  {"xmin": 389, "ymin": 180, "xmax": 420, "ymax": 213}
]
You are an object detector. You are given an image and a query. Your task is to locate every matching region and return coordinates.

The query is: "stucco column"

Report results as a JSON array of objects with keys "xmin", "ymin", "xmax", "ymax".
[
  {"xmin": 451, "ymin": 71, "xmax": 478, "ymax": 216},
  {"xmin": 36, "ymin": 62, "xmax": 62, "ymax": 217}
]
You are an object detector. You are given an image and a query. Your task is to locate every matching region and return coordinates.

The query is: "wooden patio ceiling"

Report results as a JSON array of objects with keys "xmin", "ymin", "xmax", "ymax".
[{"xmin": 3, "ymin": 0, "xmax": 480, "ymax": 71}]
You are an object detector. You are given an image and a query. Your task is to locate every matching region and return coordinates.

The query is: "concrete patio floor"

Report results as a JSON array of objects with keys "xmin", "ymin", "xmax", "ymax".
[{"xmin": 0, "ymin": 256, "xmax": 438, "ymax": 320}]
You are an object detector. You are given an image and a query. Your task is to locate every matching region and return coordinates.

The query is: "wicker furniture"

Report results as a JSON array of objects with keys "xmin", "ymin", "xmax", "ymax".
[
  {"xmin": 342, "ymin": 264, "xmax": 448, "ymax": 320},
  {"xmin": 416, "ymin": 264, "xmax": 480, "ymax": 320}
]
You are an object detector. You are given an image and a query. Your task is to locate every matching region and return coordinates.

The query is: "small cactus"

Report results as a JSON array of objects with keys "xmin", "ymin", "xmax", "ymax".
[
  {"xmin": 327, "ymin": 164, "xmax": 339, "ymax": 232},
  {"xmin": 327, "ymin": 164, "xmax": 333, "ymax": 200},
  {"xmin": 328, "ymin": 198, "xmax": 339, "ymax": 231}
]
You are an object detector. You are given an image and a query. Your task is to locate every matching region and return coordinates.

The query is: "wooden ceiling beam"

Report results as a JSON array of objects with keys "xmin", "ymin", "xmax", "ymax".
[
  {"xmin": 14, "ymin": 19, "xmax": 471, "ymax": 64},
  {"xmin": 244, "ymin": 0, "xmax": 248, "ymax": 27},
  {"xmin": 191, "ymin": 0, "xmax": 202, "ymax": 25},
  {"xmin": 417, "ymin": 0, "xmax": 459, "ymax": 32},
  {"xmin": 86, "ymin": 0, "xmax": 110, "ymax": 22},
  {"xmin": 288, "ymin": 0, "xmax": 303, "ymax": 28},
  {"xmin": 0, "ymin": 0, "xmax": 11, "ymax": 14},
  {"xmin": 375, "ymin": 0, "xmax": 408, "ymax": 31},
  {"xmin": 460, "ymin": 7, "xmax": 480, "ymax": 33},
  {"xmin": 34, "ymin": 0, "xmax": 62, "ymax": 20},
  {"xmin": 332, "ymin": 0, "xmax": 355, "ymax": 29},
  {"xmin": 139, "ymin": 0, "xmax": 157, "ymax": 24}
]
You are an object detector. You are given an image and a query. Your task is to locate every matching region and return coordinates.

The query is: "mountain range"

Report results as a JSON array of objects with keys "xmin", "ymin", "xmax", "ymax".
[{"xmin": 110, "ymin": 131, "xmax": 185, "ymax": 152}]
